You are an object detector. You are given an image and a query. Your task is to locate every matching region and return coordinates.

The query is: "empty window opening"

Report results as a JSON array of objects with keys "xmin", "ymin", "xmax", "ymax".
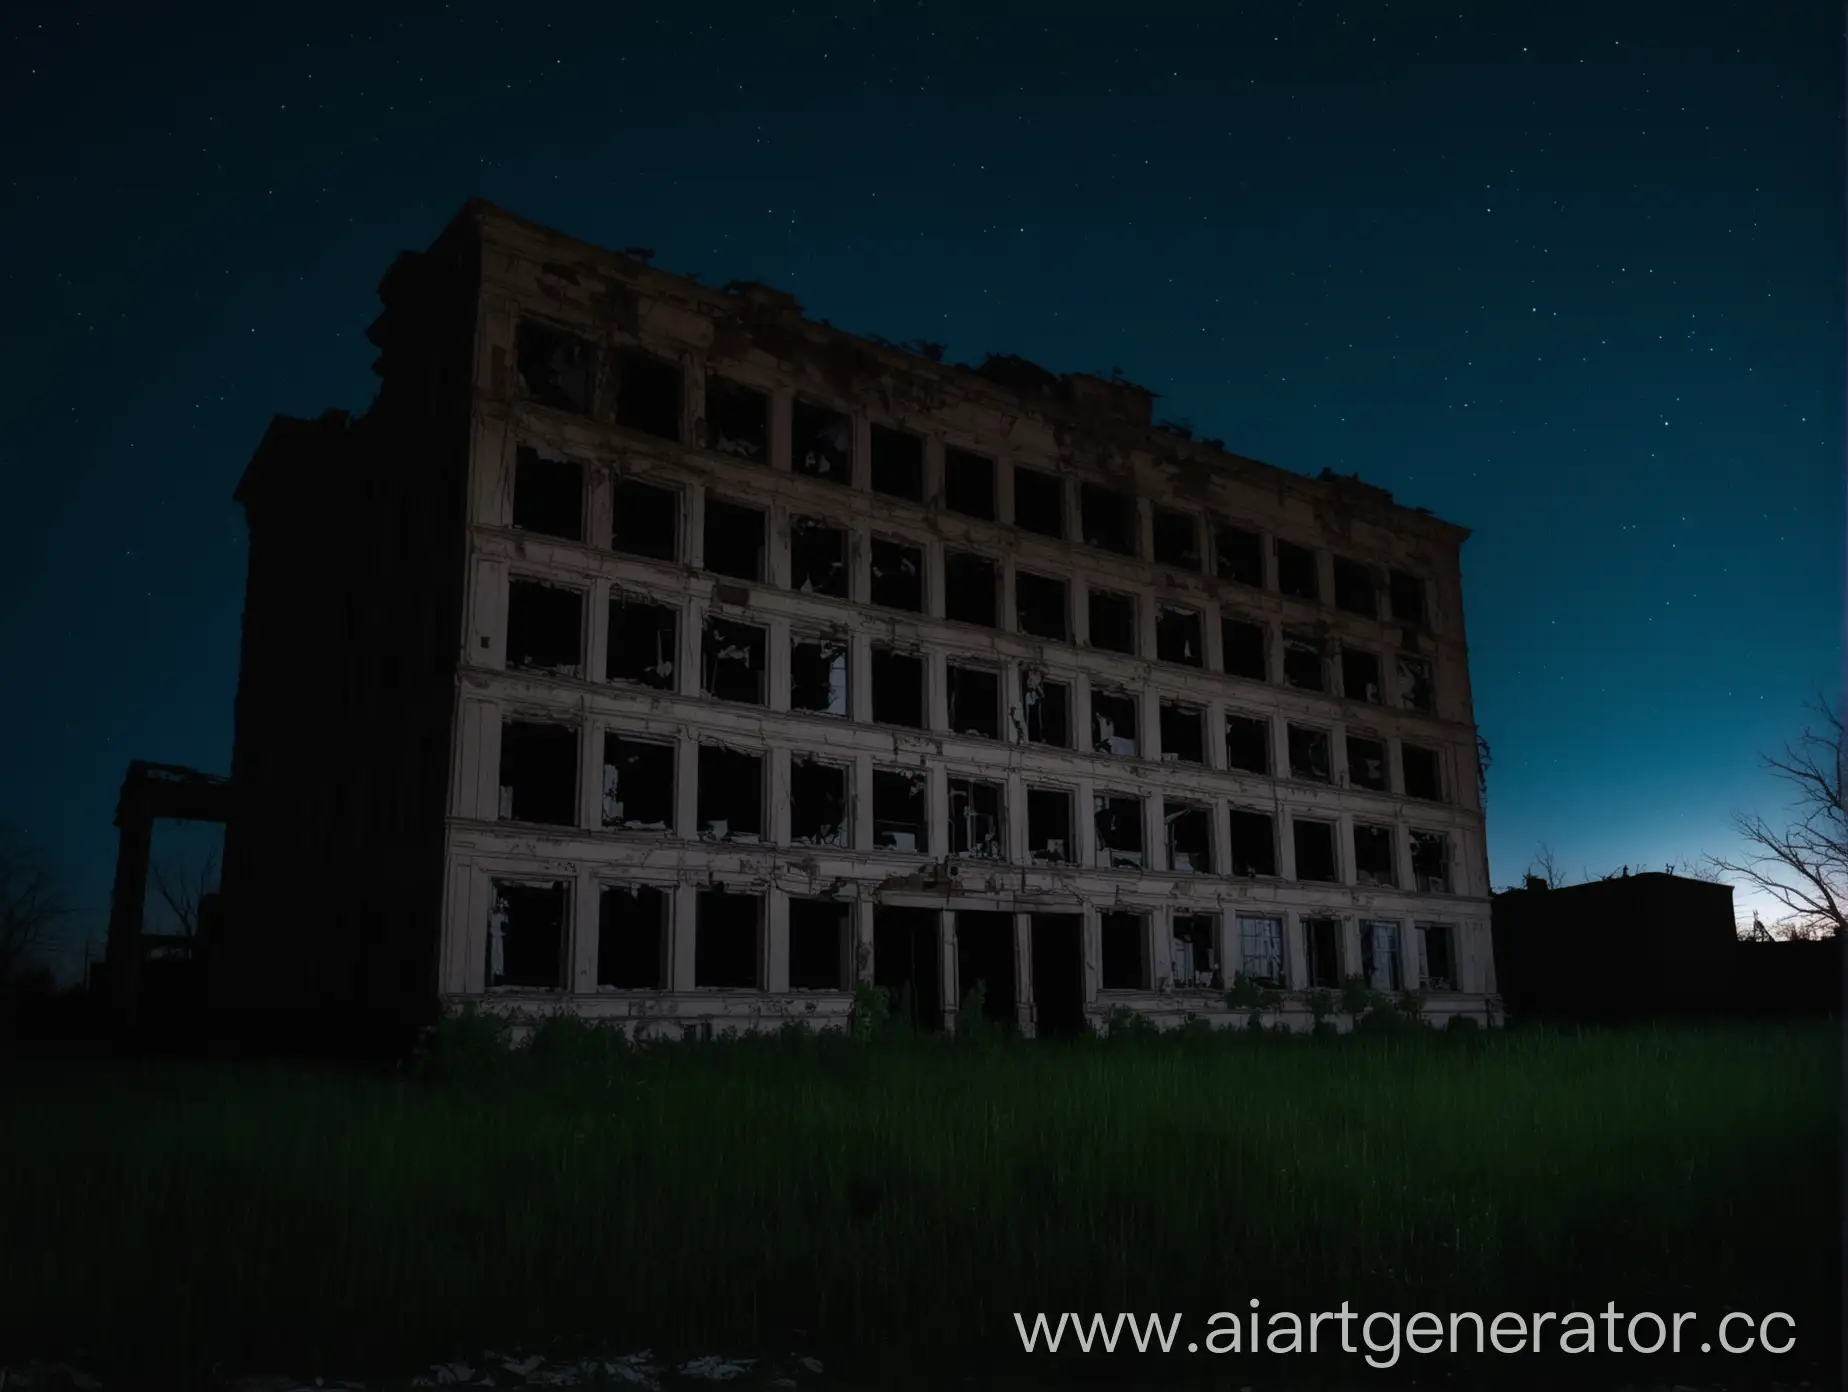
[
  {"xmin": 516, "ymin": 321, "xmax": 592, "ymax": 414},
  {"xmin": 874, "ymin": 906, "xmax": 942, "ymax": 1031},
  {"xmin": 487, "ymin": 879, "xmax": 568, "ymax": 990},
  {"xmin": 1293, "ymin": 819, "xmax": 1338, "ymax": 882},
  {"xmin": 704, "ymin": 498, "xmax": 766, "ymax": 581},
  {"xmin": 1225, "ymin": 714, "xmax": 1271, "ymax": 774},
  {"xmin": 1171, "ymin": 914, "xmax": 1218, "ymax": 989},
  {"xmin": 612, "ymin": 477, "xmax": 678, "ymax": 560},
  {"xmin": 1416, "ymin": 922, "xmax": 1456, "ymax": 992},
  {"xmin": 507, "ymin": 580, "xmax": 583, "ymax": 677},
  {"xmin": 1022, "ymin": 672, "xmax": 1071, "ymax": 747},
  {"xmin": 945, "ymin": 551, "xmax": 998, "ymax": 627},
  {"xmin": 1099, "ymin": 912, "xmax": 1148, "ymax": 990},
  {"xmin": 1390, "ymin": 569, "xmax": 1427, "ymax": 627},
  {"xmin": 1347, "ymin": 735, "xmax": 1389, "ymax": 792},
  {"xmin": 947, "ymin": 664, "xmax": 1001, "ymax": 739},
  {"xmin": 790, "ymin": 638, "xmax": 849, "ymax": 716},
  {"xmin": 1342, "ymin": 647, "xmax": 1383, "ymax": 703},
  {"xmin": 1089, "ymin": 590, "xmax": 1137, "ymax": 654},
  {"xmin": 705, "ymin": 375, "xmax": 768, "ymax": 461},
  {"xmin": 695, "ymin": 888, "xmax": 760, "ymax": 989},
  {"xmin": 870, "ymin": 537, "xmax": 924, "ymax": 612},
  {"xmin": 607, "ymin": 594, "xmax": 677, "ymax": 689},
  {"xmin": 789, "ymin": 899, "xmax": 849, "ymax": 991},
  {"xmin": 870, "ymin": 425, "xmax": 924, "ymax": 500},
  {"xmin": 598, "ymin": 884, "xmax": 668, "ymax": 990},
  {"xmin": 955, "ymin": 910, "xmax": 1017, "ymax": 1027},
  {"xmin": 1014, "ymin": 466, "xmax": 1064, "ymax": 537},
  {"xmin": 1411, "ymin": 832, "xmax": 1451, "ymax": 893},
  {"xmin": 1222, "ymin": 617, "xmax": 1269, "ymax": 680},
  {"xmin": 949, "ymin": 778, "xmax": 1005, "ymax": 859},
  {"xmin": 696, "ymin": 745, "xmax": 763, "ymax": 841},
  {"xmin": 498, "ymin": 720, "xmax": 578, "ymax": 826},
  {"xmin": 1333, "ymin": 558, "xmax": 1377, "ymax": 617},
  {"xmin": 701, "ymin": 616, "xmax": 767, "ymax": 705},
  {"xmin": 1030, "ymin": 913, "xmax": 1086, "ymax": 1036},
  {"xmin": 1238, "ymin": 914, "xmax": 1284, "ymax": 988},
  {"xmin": 870, "ymin": 646, "xmax": 925, "ymax": 728},
  {"xmin": 1355, "ymin": 824, "xmax": 1396, "ymax": 886},
  {"xmin": 615, "ymin": 349, "xmax": 682, "ymax": 440},
  {"xmin": 1229, "ymin": 810, "xmax": 1277, "ymax": 877},
  {"xmin": 1159, "ymin": 701, "xmax": 1205, "ymax": 764},
  {"xmin": 1165, "ymin": 802, "xmax": 1213, "ymax": 874},
  {"xmin": 1283, "ymin": 631, "xmax": 1324, "ymax": 691},
  {"xmin": 944, "ymin": 447, "xmax": 996, "ymax": 520},
  {"xmin": 1361, "ymin": 919, "xmax": 1402, "ymax": 992},
  {"xmin": 1093, "ymin": 794, "xmax": 1144, "ymax": 870},
  {"xmin": 1288, "ymin": 725, "xmax": 1332, "ymax": 782},
  {"xmin": 601, "ymin": 735, "xmax": 674, "ymax": 831},
  {"xmin": 1156, "ymin": 603, "xmax": 1203, "ymax": 666},
  {"xmin": 1016, "ymin": 570, "xmax": 1069, "ymax": 640},
  {"xmin": 1091, "ymin": 689, "xmax": 1140, "ymax": 758},
  {"xmin": 1081, "ymin": 483, "xmax": 1137, "ymax": 555},
  {"xmin": 1152, "ymin": 508, "xmax": 1201, "ymax": 569},
  {"xmin": 1305, "ymin": 917, "xmax": 1343, "ymax": 989},
  {"xmin": 791, "ymin": 758, "xmax": 849, "ymax": 847},
  {"xmin": 512, "ymin": 447, "xmax": 584, "ymax": 541},
  {"xmin": 1027, "ymin": 787, "xmax": 1072, "ymax": 864},
  {"xmin": 1215, "ymin": 524, "xmax": 1264, "ymax": 587},
  {"xmin": 1276, "ymin": 541, "xmax": 1319, "ymax": 600},
  {"xmin": 872, "ymin": 768, "xmax": 929, "ymax": 853},
  {"xmin": 792, "ymin": 517, "xmax": 849, "ymax": 597},
  {"xmin": 1403, "ymin": 744, "xmax": 1442, "ymax": 801},
  {"xmin": 1398, "ymin": 655, "xmax": 1435, "ymax": 712},
  {"xmin": 792, "ymin": 398, "xmax": 851, "ymax": 481}
]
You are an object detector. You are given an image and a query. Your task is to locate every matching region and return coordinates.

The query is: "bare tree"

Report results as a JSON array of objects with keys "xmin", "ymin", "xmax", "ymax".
[
  {"xmin": 1707, "ymin": 698, "xmax": 1845, "ymax": 940},
  {"xmin": 1525, "ymin": 842, "xmax": 1564, "ymax": 889},
  {"xmin": 150, "ymin": 847, "xmax": 220, "ymax": 939},
  {"xmin": 0, "ymin": 823, "xmax": 71, "ymax": 984}
]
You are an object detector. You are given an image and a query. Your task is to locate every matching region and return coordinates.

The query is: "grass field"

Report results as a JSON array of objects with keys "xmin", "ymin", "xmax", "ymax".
[{"xmin": 0, "ymin": 1014, "xmax": 1837, "ymax": 1389}]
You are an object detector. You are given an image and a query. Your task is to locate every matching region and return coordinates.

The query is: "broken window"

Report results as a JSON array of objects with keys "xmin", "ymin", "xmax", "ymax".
[
  {"xmin": 601, "ymin": 735, "xmax": 674, "ymax": 831},
  {"xmin": 1347, "ymin": 735, "xmax": 1389, "ymax": 792},
  {"xmin": 944, "ymin": 447, "xmax": 996, "ymax": 520},
  {"xmin": 696, "ymin": 745, "xmax": 762, "ymax": 841},
  {"xmin": 516, "ymin": 321, "xmax": 592, "ymax": 414},
  {"xmin": 612, "ymin": 477, "xmax": 679, "ymax": 560},
  {"xmin": 1333, "ymin": 558, "xmax": 1377, "ymax": 617},
  {"xmin": 1093, "ymin": 794, "xmax": 1144, "ymax": 869},
  {"xmin": 789, "ymin": 898, "xmax": 849, "ymax": 991},
  {"xmin": 695, "ymin": 888, "xmax": 760, "ymax": 989},
  {"xmin": 792, "ymin": 517, "xmax": 849, "ymax": 597},
  {"xmin": 870, "ymin": 425, "xmax": 924, "ymax": 500},
  {"xmin": 615, "ymin": 349, "xmax": 682, "ymax": 440},
  {"xmin": 1355, "ymin": 824, "xmax": 1396, "ymax": 886},
  {"xmin": 1402, "ymin": 744, "xmax": 1442, "ymax": 801},
  {"xmin": 1225, "ymin": 714, "xmax": 1271, "ymax": 775},
  {"xmin": 1152, "ymin": 507, "xmax": 1201, "ymax": 569},
  {"xmin": 1091, "ymin": 689, "xmax": 1140, "ymax": 758},
  {"xmin": 1214, "ymin": 523, "xmax": 1264, "ymax": 587},
  {"xmin": 1222, "ymin": 617, "xmax": 1269, "ymax": 681},
  {"xmin": 487, "ymin": 879, "xmax": 568, "ymax": 989},
  {"xmin": 1416, "ymin": 922, "xmax": 1456, "ymax": 992},
  {"xmin": 1228, "ymin": 810, "xmax": 1277, "ymax": 876},
  {"xmin": 949, "ymin": 778, "xmax": 1006, "ymax": 859},
  {"xmin": 792, "ymin": 398, "xmax": 851, "ymax": 481},
  {"xmin": 1341, "ymin": 647, "xmax": 1383, "ymax": 704},
  {"xmin": 1361, "ymin": 919, "xmax": 1402, "ymax": 992},
  {"xmin": 870, "ymin": 645, "xmax": 925, "ymax": 728},
  {"xmin": 1022, "ymin": 671, "xmax": 1071, "ymax": 747},
  {"xmin": 1099, "ymin": 912, "xmax": 1148, "ymax": 989},
  {"xmin": 1238, "ymin": 914, "xmax": 1284, "ymax": 988},
  {"xmin": 1390, "ymin": 569, "xmax": 1427, "ymax": 627},
  {"xmin": 607, "ymin": 594, "xmax": 677, "ymax": 689},
  {"xmin": 1081, "ymin": 482, "xmax": 1137, "ymax": 556},
  {"xmin": 1293, "ymin": 818, "xmax": 1338, "ymax": 882},
  {"xmin": 597, "ymin": 884, "xmax": 667, "ymax": 989},
  {"xmin": 790, "ymin": 758, "xmax": 849, "ymax": 847},
  {"xmin": 790, "ymin": 637, "xmax": 849, "ymax": 716},
  {"xmin": 945, "ymin": 551, "xmax": 998, "ymax": 627},
  {"xmin": 1287, "ymin": 724, "xmax": 1332, "ymax": 782},
  {"xmin": 1276, "ymin": 540, "xmax": 1319, "ymax": 600},
  {"xmin": 498, "ymin": 720, "xmax": 578, "ymax": 826},
  {"xmin": 1411, "ymin": 831, "xmax": 1451, "ymax": 893},
  {"xmin": 947, "ymin": 663, "xmax": 1001, "ymax": 739},
  {"xmin": 870, "ymin": 537, "xmax": 924, "ymax": 612},
  {"xmin": 1155, "ymin": 603, "xmax": 1203, "ymax": 666},
  {"xmin": 1159, "ymin": 701, "xmax": 1205, "ymax": 764},
  {"xmin": 1397, "ymin": 655, "xmax": 1435, "ymax": 712},
  {"xmin": 507, "ymin": 580, "xmax": 583, "ymax": 677},
  {"xmin": 704, "ymin": 497, "xmax": 766, "ymax": 581},
  {"xmin": 1164, "ymin": 802, "xmax": 1213, "ymax": 874},
  {"xmin": 701, "ymin": 616, "xmax": 767, "ymax": 704},
  {"xmin": 704, "ymin": 375, "xmax": 768, "ymax": 461},
  {"xmin": 512, "ymin": 447, "xmax": 584, "ymax": 541},
  {"xmin": 872, "ymin": 768, "xmax": 929, "ymax": 853},
  {"xmin": 1305, "ymin": 916, "xmax": 1343, "ymax": 989},
  {"xmin": 1027, "ymin": 787, "xmax": 1072, "ymax": 864},
  {"xmin": 1283, "ymin": 631, "xmax": 1324, "ymax": 691},
  {"xmin": 1016, "ymin": 570, "xmax": 1069, "ymax": 640},
  {"xmin": 1014, "ymin": 465, "xmax": 1064, "ymax": 538},
  {"xmin": 1170, "ymin": 914, "xmax": 1218, "ymax": 989},
  {"xmin": 1088, "ymin": 590, "xmax": 1137, "ymax": 655}
]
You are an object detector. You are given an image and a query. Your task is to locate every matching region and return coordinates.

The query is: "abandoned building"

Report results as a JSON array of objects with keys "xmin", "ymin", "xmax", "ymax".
[{"xmin": 212, "ymin": 199, "xmax": 1498, "ymax": 1041}]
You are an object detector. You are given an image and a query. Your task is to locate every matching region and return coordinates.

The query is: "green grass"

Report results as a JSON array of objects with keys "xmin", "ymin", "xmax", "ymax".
[{"xmin": 0, "ymin": 1017, "xmax": 1836, "ymax": 1388}]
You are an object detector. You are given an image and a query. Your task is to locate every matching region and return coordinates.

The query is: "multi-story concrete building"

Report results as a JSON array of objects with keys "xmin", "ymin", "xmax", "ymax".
[{"xmin": 219, "ymin": 199, "xmax": 1498, "ymax": 1041}]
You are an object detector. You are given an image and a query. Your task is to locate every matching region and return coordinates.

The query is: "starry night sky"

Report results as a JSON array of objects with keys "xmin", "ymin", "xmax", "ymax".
[{"xmin": 3, "ymin": 1, "xmax": 1841, "ymax": 974}]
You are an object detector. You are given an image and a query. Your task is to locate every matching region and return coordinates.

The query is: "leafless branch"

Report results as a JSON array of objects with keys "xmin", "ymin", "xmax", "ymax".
[
  {"xmin": 150, "ymin": 848, "xmax": 220, "ymax": 939},
  {"xmin": 0, "ymin": 823, "xmax": 72, "ymax": 983}
]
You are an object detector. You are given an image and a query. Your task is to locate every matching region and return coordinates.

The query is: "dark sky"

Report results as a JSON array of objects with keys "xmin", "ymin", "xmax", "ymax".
[{"xmin": 3, "ymin": 2, "xmax": 1841, "ymax": 974}]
